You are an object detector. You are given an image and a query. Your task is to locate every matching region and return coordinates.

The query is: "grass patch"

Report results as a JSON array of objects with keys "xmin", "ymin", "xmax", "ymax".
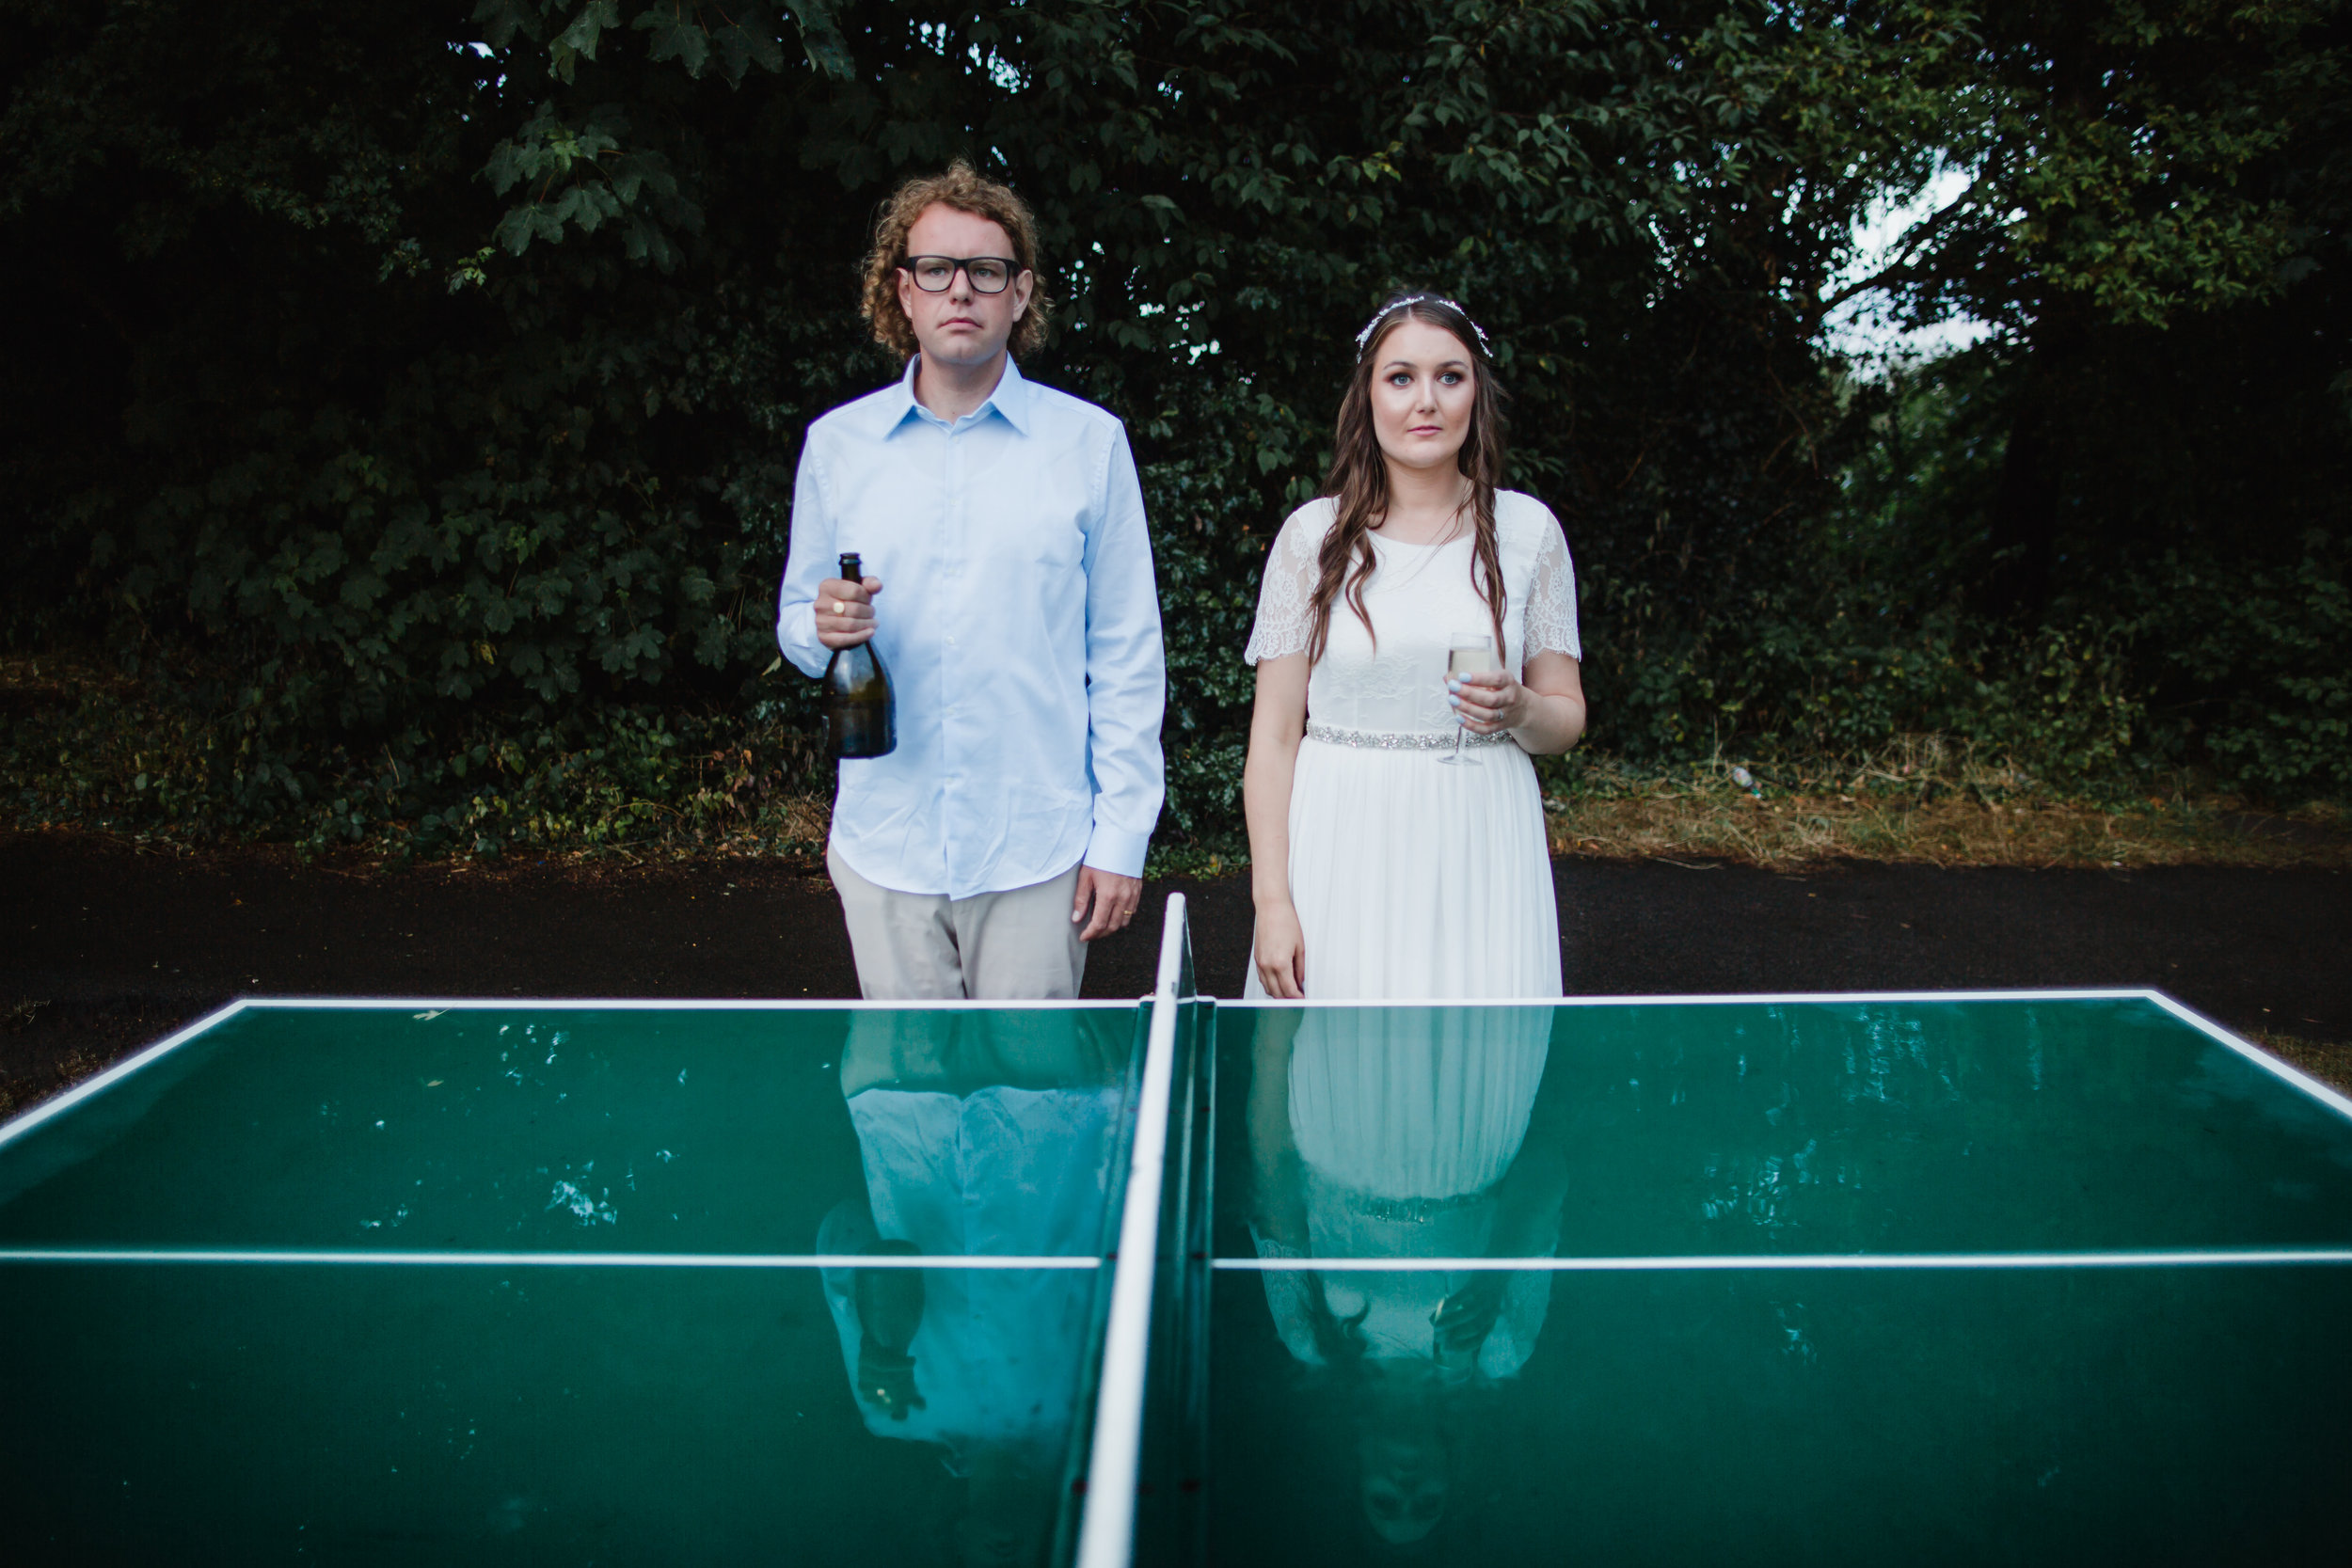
[
  {"xmin": 1537, "ymin": 737, "xmax": 2348, "ymax": 871},
  {"xmin": 7, "ymin": 655, "xmax": 2344, "ymax": 873},
  {"xmin": 2249, "ymin": 1030, "xmax": 2352, "ymax": 1097}
]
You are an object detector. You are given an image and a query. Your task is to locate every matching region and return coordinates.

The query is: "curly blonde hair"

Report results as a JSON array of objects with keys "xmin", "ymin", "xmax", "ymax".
[{"xmin": 859, "ymin": 161, "xmax": 1051, "ymax": 361}]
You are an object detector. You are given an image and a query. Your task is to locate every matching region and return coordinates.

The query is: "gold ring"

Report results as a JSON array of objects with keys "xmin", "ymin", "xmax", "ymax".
[{"xmin": 832, "ymin": 599, "xmax": 845, "ymax": 614}]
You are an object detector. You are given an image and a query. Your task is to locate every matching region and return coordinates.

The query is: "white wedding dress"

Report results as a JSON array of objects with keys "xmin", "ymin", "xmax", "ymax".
[{"xmin": 1242, "ymin": 489, "xmax": 1581, "ymax": 1000}]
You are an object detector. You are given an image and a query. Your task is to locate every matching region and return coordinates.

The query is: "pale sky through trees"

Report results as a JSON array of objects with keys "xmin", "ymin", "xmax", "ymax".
[{"xmin": 1823, "ymin": 168, "xmax": 1994, "ymax": 372}]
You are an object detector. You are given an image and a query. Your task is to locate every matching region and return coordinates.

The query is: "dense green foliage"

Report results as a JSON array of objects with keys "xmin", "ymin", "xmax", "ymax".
[{"xmin": 2, "ymin": 0, "xmax": 2345, "ymax": 858}]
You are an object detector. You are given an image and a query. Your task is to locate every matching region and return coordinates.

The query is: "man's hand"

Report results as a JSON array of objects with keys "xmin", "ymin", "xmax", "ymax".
[
  {"xmin": 856, "ymin": 1337, "xmax": 925, "ymax": 1421},
  {"xmin": 816, "ymin": 575, "xmax": 882, "ymax": 650},
  {"xmin": 1072, "ymin": 866, "xmax": 1141, "ymax": 942}
]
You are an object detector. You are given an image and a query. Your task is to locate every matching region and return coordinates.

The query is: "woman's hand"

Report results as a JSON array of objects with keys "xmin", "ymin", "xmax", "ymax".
[
  {"xmin": 1449, "ymin": 653, "xmax": 1587, "ymax": 754},
  {"xmin": 1447, "ymin": 668, "xmax": 1533, "ymax": 735},
  {"xmin": 1254, "ymin": 900, "xmax": 1308, "ymax": 999},
  {"xmin": 1431, "ymin": 1272, "xmax": 1508, "ymax": 1377}
]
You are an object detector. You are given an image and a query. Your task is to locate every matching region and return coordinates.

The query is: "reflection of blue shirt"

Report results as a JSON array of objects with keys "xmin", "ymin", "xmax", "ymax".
[
  {"xmin": 821, "ymin": 1085, "xmax": 1117, "ymax": 1457},
  {"xmin": 776, "ymin": 356, "xmax": 1166, "ymax": 897},
  {"xmin": 848, "ymin": 1084, "xmax": 1118, "ymax": 1258}
]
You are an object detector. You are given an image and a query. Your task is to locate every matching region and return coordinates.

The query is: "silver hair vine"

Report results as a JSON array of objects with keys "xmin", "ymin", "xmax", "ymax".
[{"xmin": 1354, "ymin": 293, "xmax": 1493, "ymax": 357}]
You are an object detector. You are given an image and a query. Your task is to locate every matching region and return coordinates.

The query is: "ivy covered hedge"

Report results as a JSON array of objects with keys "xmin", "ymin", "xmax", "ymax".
[{"xmin": 2, "ymin": 0, "xmax": 2345, "ymax": 859}]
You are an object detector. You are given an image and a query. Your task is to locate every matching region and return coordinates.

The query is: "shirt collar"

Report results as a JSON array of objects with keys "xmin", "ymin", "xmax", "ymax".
[{"xmin": 887, "ymin": 353, "xmax": 1032, "ymax": 436}]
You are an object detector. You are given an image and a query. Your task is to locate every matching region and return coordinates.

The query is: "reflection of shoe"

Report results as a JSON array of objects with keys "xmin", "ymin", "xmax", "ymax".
[
  {"xmin": 855, "ymin": 1237, "xmax": 926, "ymax": 1354},
  {"xmin": 855, "ymin": 1240, "xmax": 927, "ymax": 1420}
]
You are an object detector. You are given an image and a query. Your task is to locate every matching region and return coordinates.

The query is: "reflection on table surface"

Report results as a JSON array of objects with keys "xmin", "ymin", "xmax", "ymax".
[
  {"xmin": 818, "ymin": 1008, "xmax": 1129, "ymax": 1567},
  {"xmin": 0, "ymin": 1005, "xmax": 1147, "ymax": 1564},
  {"xmin": 8, "ymin": 995, "xmax": 2351, "ymax": 1563},
  {"xmin": 1241, "ymin": 1005, "xmax": 1570, "ymax": 1548},
  {"xmin": 1207, "ymin": 999, "xmax": 2352, "ymax": 1566}
]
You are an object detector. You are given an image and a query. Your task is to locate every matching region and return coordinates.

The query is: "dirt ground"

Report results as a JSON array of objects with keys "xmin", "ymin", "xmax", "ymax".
[{"xmin": 5, "ymin": 830, "xmax": 2349, "ymax": 1117}]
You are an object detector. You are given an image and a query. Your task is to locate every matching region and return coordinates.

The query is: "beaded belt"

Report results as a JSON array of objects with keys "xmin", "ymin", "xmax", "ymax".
[
  {"xmin": 1306, "ymin": 721, "xmax": 1514, "ymax": 751},
  {"xmin": 1345, "ymin": 1188, "xmax": 1493, "ymax": 1224}
]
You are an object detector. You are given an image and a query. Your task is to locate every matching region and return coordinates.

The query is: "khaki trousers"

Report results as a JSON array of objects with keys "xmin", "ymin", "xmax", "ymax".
[{"xmin": 829, "ymin": 844, "xmax": 1089, "ymax": 1001}]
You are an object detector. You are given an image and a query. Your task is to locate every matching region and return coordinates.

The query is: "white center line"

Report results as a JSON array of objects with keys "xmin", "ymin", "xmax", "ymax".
[
  {"xmin": 1215, "ymin": 1249, "xmax": 2352, "ymax": 1272},
  {"xmin": 0, "ymin": 1249, "xmax": 1099, "ymax": 1269}
]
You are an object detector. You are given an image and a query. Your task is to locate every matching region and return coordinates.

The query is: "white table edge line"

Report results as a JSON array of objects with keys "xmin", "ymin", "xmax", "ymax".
[
  {"xmin": 0, "ymin": 1250, "xmax": 1103, "ymax": 1269},
  {"xmin": 1211, "ymin": 990, "xmax": 2169, "ymax": 1008},
  {"xmin": 233, "ymin": 997, "xmax": 1140, "ymax": 1011},
  {"xmin": 2141, "ymin": 990, "xmax": 2352, "ymax": 1124},
  {"xmin": 0, "ymin": 998, "xmax": 251, "ymax": 1150}
]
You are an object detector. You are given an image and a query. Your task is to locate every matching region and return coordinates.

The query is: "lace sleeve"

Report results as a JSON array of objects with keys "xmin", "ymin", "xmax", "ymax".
[
  {"xmin": 1243, "ymin": 504, "xmax": 1329, "ymax": 665},
  {"xmin": 1523, "ymin": 511, "xmax": 1582, "ymax": 658}
]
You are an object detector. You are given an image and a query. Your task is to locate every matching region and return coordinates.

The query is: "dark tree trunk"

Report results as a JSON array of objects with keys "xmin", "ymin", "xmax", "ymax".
[
  {"xmin": 1982, "ymin": 401, "xmax": 2059, "ymax": 620},
  {"xmin": 1972, "ymin": 1, "xmax": 2099, "ymax": 626}
]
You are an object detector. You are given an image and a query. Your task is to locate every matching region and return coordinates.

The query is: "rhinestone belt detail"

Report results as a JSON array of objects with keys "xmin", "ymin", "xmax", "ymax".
[{"xmin": 1305, "ymin": 721, "xmax": 1514, "ymax": 750}]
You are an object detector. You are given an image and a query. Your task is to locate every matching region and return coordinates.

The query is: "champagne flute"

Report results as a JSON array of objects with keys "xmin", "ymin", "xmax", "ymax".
[{"xmin": 1441, "ymin": 631, "xmax": 1496, "ymax": 767}]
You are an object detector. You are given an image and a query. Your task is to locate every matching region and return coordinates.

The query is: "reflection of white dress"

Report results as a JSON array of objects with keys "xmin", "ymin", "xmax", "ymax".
[
  {"xmin": 1242, "ymin": 491, "xmax": 1581, "ymax": 1000},
  {"xmin": 1256, "ymin": 1012, "xmax": 1559, "ymax": 1378}
]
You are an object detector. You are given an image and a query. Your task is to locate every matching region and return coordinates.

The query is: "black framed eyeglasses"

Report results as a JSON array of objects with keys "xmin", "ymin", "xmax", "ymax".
[{"xmin": 900, "ymin": 255, "xmax": 1021, "ymax": 293}]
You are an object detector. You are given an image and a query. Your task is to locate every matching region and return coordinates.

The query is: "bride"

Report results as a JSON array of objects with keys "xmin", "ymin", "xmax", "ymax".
[{"xmin": 1243, "ymin": 293, "xmax": 1585, "ymax": 1000}]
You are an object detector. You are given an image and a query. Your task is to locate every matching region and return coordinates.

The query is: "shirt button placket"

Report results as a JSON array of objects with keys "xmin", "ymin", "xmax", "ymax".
[{"xmin": 942, "ymin": 426, "xmax": 961, "ymax": 892}]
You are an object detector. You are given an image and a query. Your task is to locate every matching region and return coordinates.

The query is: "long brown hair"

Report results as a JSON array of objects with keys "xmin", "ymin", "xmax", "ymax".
[{"xmin": 1308, "ymin": 294, "xmax": 1511, "ymax": 666}]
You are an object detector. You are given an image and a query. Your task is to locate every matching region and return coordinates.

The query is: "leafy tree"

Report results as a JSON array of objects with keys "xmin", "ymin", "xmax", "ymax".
[
  {"xmin": 1779, "ymin": 0, "xmax": 2351, "ymax": 610},
  {"xmin": 1, "ymin": 0, "xmax": 2343, "ymax": 851}
]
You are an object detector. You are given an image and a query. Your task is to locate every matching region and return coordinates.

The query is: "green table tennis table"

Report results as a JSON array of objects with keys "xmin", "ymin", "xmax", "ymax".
[{"xmin": 5, "ymin": 894, "xmax": 2350, "ymax": 1564}]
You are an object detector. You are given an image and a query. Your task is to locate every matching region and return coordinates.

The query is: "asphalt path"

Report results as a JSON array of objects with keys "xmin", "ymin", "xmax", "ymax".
[{"xmin": 3, "ymin": 833, "xmax": 2345, "ymax": 1113}]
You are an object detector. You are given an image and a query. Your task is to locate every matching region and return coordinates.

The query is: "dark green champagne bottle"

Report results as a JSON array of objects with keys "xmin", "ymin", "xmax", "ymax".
[{"xmin": 822, "ymin": 552, "xmax": 896, "ymax": 759}]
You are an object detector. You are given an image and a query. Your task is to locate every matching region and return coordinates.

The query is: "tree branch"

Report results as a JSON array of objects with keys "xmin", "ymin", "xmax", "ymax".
[{"xmin": 1813, "ymin": 174, "xmax": 1987, "ymax": 319}]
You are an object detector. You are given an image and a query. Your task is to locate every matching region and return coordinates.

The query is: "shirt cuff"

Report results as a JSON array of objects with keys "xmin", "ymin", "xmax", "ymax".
[
  {"xmin": 777, "ymin": 606, "xmax": 827, "ymax": 679},
  {"xmin": 1081, "ymin": 820, "xmax": 1151, "ymax": 880}
]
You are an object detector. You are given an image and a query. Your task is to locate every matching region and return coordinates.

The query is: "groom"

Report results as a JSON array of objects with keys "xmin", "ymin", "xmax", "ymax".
[{"xmin": 775, "ymin": 163, "xmax": 1166, "ymax": 1000}]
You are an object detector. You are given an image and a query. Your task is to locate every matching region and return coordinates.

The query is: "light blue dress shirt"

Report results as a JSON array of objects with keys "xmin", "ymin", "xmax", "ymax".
[{"xmin": 776, "ymin": 356, "xmax": 1167, "ymax": 899}]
